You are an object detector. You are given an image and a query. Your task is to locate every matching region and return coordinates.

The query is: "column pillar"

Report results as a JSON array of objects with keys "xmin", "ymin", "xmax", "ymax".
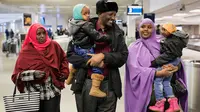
[
  {"xmin": 126, "ymin": 16, "xmax": 137, "ymax": 45},
  {"xmin": 142, "ymin": 0, "xmax": 150, "ymax": 13}
]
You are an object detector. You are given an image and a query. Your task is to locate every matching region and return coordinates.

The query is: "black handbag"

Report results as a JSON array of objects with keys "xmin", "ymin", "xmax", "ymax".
[{"xmin": 171, "ymin": 78, "xmax": 187, "ymax": 96}]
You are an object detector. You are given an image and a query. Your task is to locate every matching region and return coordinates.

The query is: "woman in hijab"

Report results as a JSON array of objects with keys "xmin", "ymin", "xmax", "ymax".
[
  {"xmin": 12, "ymin": 23, "xmax": 69, "ymax": 112},
  {"xmin": 125, "ymin": 19, "xmax": 188, "ymax": 112}
]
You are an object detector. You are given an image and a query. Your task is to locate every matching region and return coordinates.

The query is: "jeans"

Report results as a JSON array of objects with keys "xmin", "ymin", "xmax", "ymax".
[
  {"xmin": 74, "ymin": 46, "xmax": 103, "ymax": 74},
  {"xmin": 154, "ymin": 58, "xmax": 180, "ymax": 100},
  {"xmin": 154, "ymin": 76, "xmax": 174, "ymax": 100}
]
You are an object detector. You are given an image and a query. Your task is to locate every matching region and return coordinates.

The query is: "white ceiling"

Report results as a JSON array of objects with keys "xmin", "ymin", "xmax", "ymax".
[
  {"xmin": 154, "ymin": 0, "xmax": 200, "ymax": 25},
  {"xmin": 0, "ymin": 14, "xmax": 22, "ymax": 23},
  {"xmin": 0, "ymin": 0, "xmax": 135, "ymax": 24},
  {"xmin": 0, "ymin": 0, "xmax": 134, "ymax": 16},
  {"xmin": 2, "ymin": 0, "xmax": 200, "ymax": 25}
]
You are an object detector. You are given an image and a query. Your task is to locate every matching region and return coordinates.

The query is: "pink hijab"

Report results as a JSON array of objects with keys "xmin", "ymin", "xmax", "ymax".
[{"xmin": 22, "ymin": 23, "xmax": 51, "ymax": 50}]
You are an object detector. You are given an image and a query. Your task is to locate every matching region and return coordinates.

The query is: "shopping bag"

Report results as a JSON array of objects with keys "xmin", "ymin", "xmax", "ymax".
[{"xmin": 3, "ymin": 73, "xmax": 40, "ymax": 112}]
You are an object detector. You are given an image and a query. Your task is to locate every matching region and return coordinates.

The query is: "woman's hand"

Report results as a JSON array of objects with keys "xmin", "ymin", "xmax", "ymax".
[
  {"xmin": 156, "ymin": 67, "xmax": 173, "ymax": 77},
  {"xmin": 162, "ymin": 64, "xmax": 179, "ymax": 73},
  {"xmin": 87, "ymin": 53, "xmax": 105, "ymax": 67}
]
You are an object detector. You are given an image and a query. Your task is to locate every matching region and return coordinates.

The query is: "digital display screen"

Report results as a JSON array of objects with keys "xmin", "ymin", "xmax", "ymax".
[{"xmin": 127, "ymin": 6, "xmax": 143, "ymax": 15}]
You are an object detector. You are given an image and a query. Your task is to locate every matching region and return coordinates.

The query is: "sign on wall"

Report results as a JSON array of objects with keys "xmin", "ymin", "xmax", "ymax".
[
  {"xmin": 127, "ymin": 5, "xmax": 143, "ymax": 15},
  {"xmin": 23, "ymin": 13, "xmax": 32, "ymax": 26}
]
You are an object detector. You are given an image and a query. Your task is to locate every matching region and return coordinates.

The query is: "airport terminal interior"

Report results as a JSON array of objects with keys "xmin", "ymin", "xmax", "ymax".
[{"xmin": 0, "ymin": 0, "xmax": 200, "ymax": 112}]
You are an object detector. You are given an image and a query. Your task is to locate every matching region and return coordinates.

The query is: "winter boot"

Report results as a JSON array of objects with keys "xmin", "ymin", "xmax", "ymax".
[
  {"xmin": 89, "ymin": 74, "xmax": 106, "ymax": 98},
  {"xmin": 166, "ymin": 97, "xmax": 180, "ymax": 112},
  {"xmin": 149, "ymin": 98, "xmax": 166, "ymax": 112},
  {"xmin": 65, "ymin": 64, "xmax": 76, "ymax": 85}
]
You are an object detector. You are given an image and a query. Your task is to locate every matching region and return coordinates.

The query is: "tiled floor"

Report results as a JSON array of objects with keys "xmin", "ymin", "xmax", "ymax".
[{"xmin": 0, "ymin": 48, "xmax": 199, "ymax": 112}]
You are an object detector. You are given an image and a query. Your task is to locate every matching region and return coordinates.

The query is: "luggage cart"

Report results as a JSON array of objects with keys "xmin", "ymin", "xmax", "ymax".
[{"xmin": 5, "ymin": 37, "xmax": 19, "ymax": 57}]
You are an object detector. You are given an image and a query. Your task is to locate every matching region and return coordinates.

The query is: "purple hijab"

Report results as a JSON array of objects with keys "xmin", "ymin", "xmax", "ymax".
[{"xmin": 125, "ymin": 18, "xmax": 188, "ymax": 112}]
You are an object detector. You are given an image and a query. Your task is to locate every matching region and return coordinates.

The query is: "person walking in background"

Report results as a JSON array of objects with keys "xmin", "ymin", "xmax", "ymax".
[
  {"xmin": 156, "ymin": 24, "xmax": 161, "ymax": 35},
  {"xmin": 66, "ymin": 3, "xmax": 111, "ymax": 98},
  {"xmin": 11, "ymin": 23, "xmax": 69, "ymax": 112},
  {"xmin": 67, "ymin": 0, "xmax": 128, "ymax": 111},
  {"xmin": 47, "ymin": 28, "xmax": 53, "ymax": 39},
  {"xmin": 5, "ymin": 29, "xmax": 9, "ymax": 40},
  {"xmin": 10, "ymin": 29, "xmax": 14, "ymax": 38},
  {"xmin": 125, "ymin": 19, "xmax": 188, "ymax": 112}
]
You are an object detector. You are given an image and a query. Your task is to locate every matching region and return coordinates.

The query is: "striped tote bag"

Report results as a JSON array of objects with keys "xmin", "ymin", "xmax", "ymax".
[{"xmin": 3, "ymin": 73, "xmax": 40, "ymax": 112}]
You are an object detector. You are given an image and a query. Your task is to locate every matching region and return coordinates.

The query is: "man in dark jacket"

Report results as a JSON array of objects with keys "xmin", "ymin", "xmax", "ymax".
[
  {"xmin": 66, "ymin": 0, "xmax": 128, "ymax": 112},
  {"xmin": 66, "ymin": 4, "xmax": 112, "ymax": 98}
]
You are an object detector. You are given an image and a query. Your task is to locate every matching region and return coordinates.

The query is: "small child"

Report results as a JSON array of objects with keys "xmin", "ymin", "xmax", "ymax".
[
  {"xmin": 149, "ymin": 23, "xmax": 189, "ymax": 112},
  {"xmin": 65, "ymin": 4, "xmax": 111, "ymax": 98}
]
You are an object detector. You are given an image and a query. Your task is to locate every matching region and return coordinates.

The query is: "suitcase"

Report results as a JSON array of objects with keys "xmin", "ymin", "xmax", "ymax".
[
  {"xmin": 2, "ymin": 41, "xmax": 8, "ymax": 52},
  {"xmin": 10, "ymin": 43, "xmax": 16, "ymax": 53}
]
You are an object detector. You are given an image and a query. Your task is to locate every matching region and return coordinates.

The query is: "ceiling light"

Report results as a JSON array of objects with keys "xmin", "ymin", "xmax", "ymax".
[
  {"xmin": 57, "ymin": 8, "xmax": 60, "ymax": 12},
  {"xmin": 57, "ymin": 6, "xmax": 71, "ymax": 8},
  {"xmin": 57, "ymin": 14, "xmax": 60, "ymax": 18},
  {"xmin": 155, "ymin": 18, "xmax": 163, "ymax": 21},
  {"xmin": 189, "ymin": 9, "xmax": 200, "ymax": 13},
  {"xmin": 162, "ymin": 16, "xmax": 173, "ymax": 19},
  {"xmin": 48, "ymin": 9, "xmax": 56, "ymax": 12},
  {"xmin": 173, "ymin": 13, "xmax": 188, "ymax": 16}
]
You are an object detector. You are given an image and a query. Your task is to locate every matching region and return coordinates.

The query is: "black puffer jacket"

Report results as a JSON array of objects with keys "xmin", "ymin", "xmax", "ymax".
[
  {"xmin": 151, "ymin": 30, "xmax": 189, "ymax": 67},
  {"xmin": 68, "ymin": 19, "xmax": 110, "ymax": 49},
  {"xmin": 67, "ymin": 18, "xmax": 128, "ymax": 98}
]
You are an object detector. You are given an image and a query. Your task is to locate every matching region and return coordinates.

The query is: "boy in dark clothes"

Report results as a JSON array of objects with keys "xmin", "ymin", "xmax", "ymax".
[
  {"xmin": 66, "ymin": 4, "xmax": 111, "ymax": 98},
  {"xmin": 149, "ymin": 23, "xmax": 189, "ymax": 112}
]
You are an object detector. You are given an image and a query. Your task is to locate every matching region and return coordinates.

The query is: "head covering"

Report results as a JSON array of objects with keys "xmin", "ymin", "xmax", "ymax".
[
  {"xmin": 138, "ymin": 18, "xmax": 160, "ymax": 58},
  {"xmin": 162, "ymin": 23, "xmax": 177, "ymax": 34},
  {"xmin": 22, "ymin": 23, "xmax": 51, "ymax": 51},
  {"xmin": 125, "ymin": 18, "xmax": 188, "ymax": 112},
  {"xmin": 73, "ymin": 4, "xmax": 86, "ymax": 20},
  {"xmin": 96, "ymin": 0, "xmax": 118, "ymax": 14}
]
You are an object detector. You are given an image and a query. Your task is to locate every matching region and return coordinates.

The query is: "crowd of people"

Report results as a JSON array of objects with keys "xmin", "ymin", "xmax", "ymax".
[{"xmin": 11, "ymin": 0, "xmax": 189, "ymax": 112}]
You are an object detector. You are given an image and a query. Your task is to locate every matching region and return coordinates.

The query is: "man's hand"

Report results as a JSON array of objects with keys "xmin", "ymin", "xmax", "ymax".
[
  {"xmin": 87, "ymin": 53, "xmax": 105, "ymax": 67},
  {"xmin": 98, "ymin": 61, "xmax": 105, "ymax": 68}
]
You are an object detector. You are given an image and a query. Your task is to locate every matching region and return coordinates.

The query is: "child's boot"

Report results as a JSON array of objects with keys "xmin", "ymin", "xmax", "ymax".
[
  {"xmin": 89, "ymin": 73, "xmax": 106, "ymax": 98},
  {"xmin": 65, "ymin": 64, "xmax": 76, "ymax": 85},
  {"xmin": 149, "ymin": 98, "xmax": 166, "ymax": 112},
  {"xmin": 166, "ymin": 97, "xmax": 180, "ymax": 112}
]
